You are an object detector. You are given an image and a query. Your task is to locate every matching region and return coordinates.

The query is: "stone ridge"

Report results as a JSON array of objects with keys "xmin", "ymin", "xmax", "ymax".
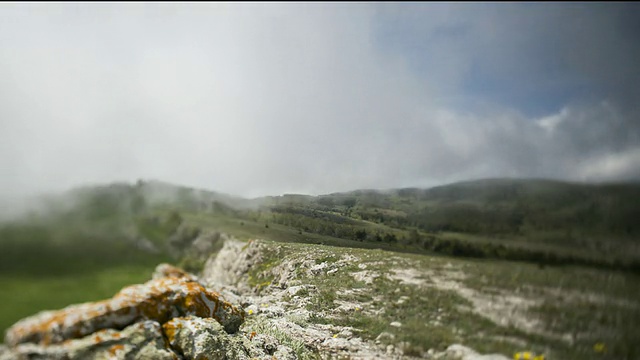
[
  {"xmin": 2, "ymin": 320, "xmax": 181, "ymax": 360},
  {"xmin": 4, "ymin": 264, "xmax": 245, "ymax": 347}
]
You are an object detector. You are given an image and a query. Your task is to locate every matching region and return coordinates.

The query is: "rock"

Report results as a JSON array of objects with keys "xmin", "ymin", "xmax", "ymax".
[
  {"xmin": 269, "ymin": 261, "xmax": 297, "ymax": 288},
  {"xmin": 190, "ymin": 231, "xmax": 223, "ymax": 256},
  {"xmin": 164, "ymin": 316, "xmax": 297, "ymax": 360},
  {"xmin": 284, "ymin": 284, "xmax": 315, "ymax": 297},
  {"xmin": 396, "ymin": 296, "xmax": 410, "ymax": 305},
  {"xmin": 201, "ymin": 239, "xmax": 263, "ymax": 289},
  {"xmin": 253, "ymin": 333, "xmax": 279, "ymax": 355},
  {"xmin": 439, "ymin": 344, "xmax": 511, "ymax": 360},
  {"xmin": 386, "ymin": 344, "xmax": 395, "ymax": 354},
  {"xmin": 5, "ymin": 275, "xmax": 244, "ymax": 347},
  {"xmin": 308, "ymin": 262, "xmax": 329, "ymax": 276},
  {"xmin": 390, "ymin": 321, "xmax": 402, "ymax": 328},
  {"xmin": 249, "ymin": 333, "xmax": 296, "ymax": 360},
  {"xmin": 153, "ymin": 263, "xmax": 198, "ymax": 281},
  {"xmin": 375, "ymin": 332, "xmax": 396, "ymax": 343},
  {"xmin": 2, "ymin": 320, "xmax": 179, "ymax": 360},
  {"xmin": 164, "ymin": 316, "xmax": 250, "ymax": 359},
  {"xmin": 351, "ymin": 270, "xmax": 379, "ymax": 285}
]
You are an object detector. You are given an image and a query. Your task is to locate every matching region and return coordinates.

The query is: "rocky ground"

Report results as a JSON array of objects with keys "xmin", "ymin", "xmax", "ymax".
[
  {"xmin": 2, "ymin": 236, "xmax": 638, "ymax": 359},
  {"xmin": 197, "ymin": 238, "xmax": 514, "ymax": 360}
]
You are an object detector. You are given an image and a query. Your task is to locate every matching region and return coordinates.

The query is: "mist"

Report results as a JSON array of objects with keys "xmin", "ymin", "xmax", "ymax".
[{"xmin": 1, "ymin": 3, "xmax": 639, "ymax": 199}]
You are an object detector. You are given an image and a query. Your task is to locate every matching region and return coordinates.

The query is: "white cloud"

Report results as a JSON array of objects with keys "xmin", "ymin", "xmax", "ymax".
[
  {"xmin": 578, "ymin": 148, "xmax": 640, "ymax": 181},
  {"xmin": 0, "ymin": 4, "xmax": 638, "ymax": 199},
  {"xmin": 536, "ymin": 108, "xmax": 569, "ymax": 134}
]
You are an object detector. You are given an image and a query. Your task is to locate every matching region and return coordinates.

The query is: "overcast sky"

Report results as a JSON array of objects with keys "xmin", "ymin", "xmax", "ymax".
[{"xmin": 1, "ymin": 3, "xmax": 639, "ymax": 198}]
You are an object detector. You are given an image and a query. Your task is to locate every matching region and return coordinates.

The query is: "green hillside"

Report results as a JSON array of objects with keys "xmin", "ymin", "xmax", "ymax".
[
  {"xmin": 1, "ymin": 178, "xmax": 639, "ymax": 335},
  {"xmin": 250, "ymin": 179, "xmax": 640, "ymax": 272}
]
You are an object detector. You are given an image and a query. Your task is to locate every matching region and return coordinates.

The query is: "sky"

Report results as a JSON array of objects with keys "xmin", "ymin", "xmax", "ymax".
[{"xmin": 1, "ymin": 3, "xmax": 639, "ymax": 198}]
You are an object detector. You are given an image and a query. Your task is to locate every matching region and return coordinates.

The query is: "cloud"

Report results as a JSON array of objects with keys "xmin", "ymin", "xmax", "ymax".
[
  {"xmin": 0, "ymin": 3, "xmax": 638, "ymax": 199},
  {"xmin": 578, "ymin": 148, "xmax": 640, "ymax": 180}
]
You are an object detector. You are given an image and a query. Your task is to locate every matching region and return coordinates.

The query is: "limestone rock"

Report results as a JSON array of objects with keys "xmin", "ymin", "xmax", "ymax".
[
  {"xmin": 5, "ymin": 275, "xmax": 244, "ymax": 347},
  {"xmin": 153, "ymin": 263, "xmax": 198, "ymax": 281},
  {"xmin": 164, "ymin": 316, "xmax": 249, "ymax": 359},
  {"xmin": 201, "ymin": 239, "xmax": 263, "ymax": 289},
  {"xmin": 1, "ymin": 320, "xmax": 179, "ymax": 360},
  {"xmin": 437, "ymin": 344, "xmax": 510, "ymax": 360},
  {"xmin": 190, "ymin": 231, "xmax": 224, "ymax": 257},
  {"xmin": 163, "ymin": 316, "xmax": 297, "ymax": 360}
]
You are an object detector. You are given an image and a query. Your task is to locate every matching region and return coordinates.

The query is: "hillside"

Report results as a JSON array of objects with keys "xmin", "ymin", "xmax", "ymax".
[
  {"xmin": 1, "ymin": 178, "xmax": 639, "ymax": 359},
  {"xmin": 247, "ymin": 179, "xmax": 640, "ymax": 273},
  {"xmin": 2, "ymin": 237, "xmax": 639, "ymax": 359}
]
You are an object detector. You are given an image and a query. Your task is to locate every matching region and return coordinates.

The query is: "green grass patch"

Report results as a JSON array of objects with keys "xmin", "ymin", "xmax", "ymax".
[{"xmin": 0, "ymin": 263, "xmax": 162, "ymax": 336}]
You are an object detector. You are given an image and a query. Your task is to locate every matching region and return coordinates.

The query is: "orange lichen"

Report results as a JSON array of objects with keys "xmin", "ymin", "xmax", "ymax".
[
  {"xmin": 5, "ymin": 276, "xmax": 244, "ymax": 347},
  {"xmin": 161, "ymin": 320, "xmax": 184, "ymax": 344},
  {"xmin": 108, "ymin": 344, "xmax": 125, "ymax": 355}
]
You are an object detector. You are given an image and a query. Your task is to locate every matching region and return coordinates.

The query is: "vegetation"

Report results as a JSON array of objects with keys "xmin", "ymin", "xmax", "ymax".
[
  {"xmin": 243, "ymin": 240, "xmax": 640, "ymax": 360},
  {"xmin": 1, "ymin": 177, "xmax": 639, "ymax": 354},
  {"xmin": 0, "ymin": 263, "xmax": 165, "ymax": 337},
  {"xmin": 256, "ymin": 179, "xmax": 640, "ymax": 272}
]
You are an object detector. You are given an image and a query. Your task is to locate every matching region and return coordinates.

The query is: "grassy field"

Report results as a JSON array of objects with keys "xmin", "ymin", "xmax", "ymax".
[{"xmin": 0, "ymin": 262, "xmax": 165, "ymax": 336}]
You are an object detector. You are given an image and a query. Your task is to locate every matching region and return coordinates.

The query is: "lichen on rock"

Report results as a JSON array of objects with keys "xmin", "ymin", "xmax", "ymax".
[
  {"xmin": 4, "ymin": 264, "xmax": 245, "ymax": 348},
  {"xmin": 164, "ymin": 316, "xmax": 251, "ymax": 359},
  {"xmin": 152, "ymin": 263, "xmax": 199, "ymax": 281},
  {"xmin": 1, "ymin": 320, "xmax": 180, "ymax": 360}
]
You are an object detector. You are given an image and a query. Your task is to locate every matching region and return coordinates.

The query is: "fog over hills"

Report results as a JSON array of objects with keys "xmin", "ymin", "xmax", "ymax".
[{"xmin": 1, "ymin": 3, "xmax": 640, "ymax": 198}]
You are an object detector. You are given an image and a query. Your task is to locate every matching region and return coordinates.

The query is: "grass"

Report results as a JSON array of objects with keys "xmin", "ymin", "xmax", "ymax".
[
  {"xmin": 184, "ymin": 211, "xmax": 405, "ymax": 251},
  {"xmin": 0, "ymin": 263, "xmax": 162, "ymax": 336},
  {"xmin": 0, "ymin": 213, "xmax": 171, "ymax": 336}
]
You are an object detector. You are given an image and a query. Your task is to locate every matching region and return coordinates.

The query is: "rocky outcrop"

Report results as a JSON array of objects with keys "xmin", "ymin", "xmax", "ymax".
[
  {"xmin": 5, "ymin": 271, "xmax": 245, "ymax": 347},
  {"xmin": 199, "ymin": 239, "xmax": 517, "ymax": 360},
  {"xmin": 2, "ymin": 320, "xmax": 180, "ymax": 360},
  {"xmin": 1, "ymin": 258, "xmax": 317, "ymax": 360},
  {"xmin": 4, "ymin": 264, "xmax": 250, "ymax": 358},
  {"xmin": 2, "ymin": 317, "xmax": 301, "ymax": 360},
  {"xmin": 201, "ymin": 239, "xmax": 263, "ymax": 290},
  {"xmin": 153, "ymin": 263, "xmax": 199, "ymax": 281},
  {"xmin": 3, "ymin": 239, "xmax": 519, "ymax": 360},
  {"xmin": 163, "ymin": 316, "xmax": 297, "ymax": 360}
]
